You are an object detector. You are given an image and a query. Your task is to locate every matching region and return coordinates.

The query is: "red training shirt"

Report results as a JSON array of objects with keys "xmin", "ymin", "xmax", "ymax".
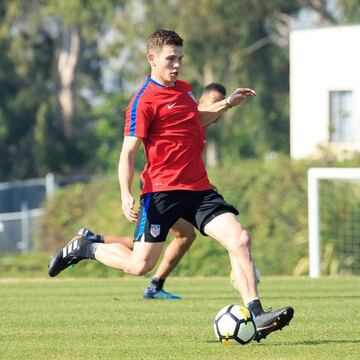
[{"xmin": 124, "ymin": 77, "xmax": 211, "ymax": 194}]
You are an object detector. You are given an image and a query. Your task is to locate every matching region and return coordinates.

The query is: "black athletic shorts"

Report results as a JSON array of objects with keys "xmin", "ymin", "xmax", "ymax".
[{"xmin": 134, "ymin": 189, "xmax": 239, "ymax": 242}]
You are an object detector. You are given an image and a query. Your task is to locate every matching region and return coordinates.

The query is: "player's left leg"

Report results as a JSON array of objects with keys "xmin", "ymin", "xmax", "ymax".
[
  {"xmin": 204, "ymin": 213, "xmax": 258, "ymax": 304},
  {"xmin": 144, "ymin": 218, "xmax": 196, "ymax": 299},
  {"xmin": 203, "ymin": 212, "xmax": 294, "ymax": 342}
]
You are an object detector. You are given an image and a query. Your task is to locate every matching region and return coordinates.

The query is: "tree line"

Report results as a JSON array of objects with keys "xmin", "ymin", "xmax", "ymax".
[{"xmin": 0, "ymin": 0, "xmax": 358, "ymax": 181}]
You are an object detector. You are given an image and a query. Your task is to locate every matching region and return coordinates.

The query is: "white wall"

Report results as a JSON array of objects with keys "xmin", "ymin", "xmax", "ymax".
[{"xmin": 290, "ymin": 25, "xmax": 360, "ymax": 158}]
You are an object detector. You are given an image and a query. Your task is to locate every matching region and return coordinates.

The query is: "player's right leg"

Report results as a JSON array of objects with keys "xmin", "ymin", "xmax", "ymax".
[
  {"xmin": 48, "ymin": 228, "xmax": 133, "ymax": 276},
  {"xmin": 77, "ymin": 227, "xmax": 134, "ymax": 250},
  {"xmin": 48, "ymin": 233, "xmax": 95, "ymax": 277},
  {"xmin": 103, "ymin": 234, "xmax": 134, "ymax": 249},
  {"xmin": 48, "ymin": 192, "xmax": 169, "ymax": 277},
  {"xmin": 48, "ymin": 230, "xmax": 164, "ymax": 277},
  {"xmin": 94, "ymin": 239, "xmax": 163, "ymax": 275},
  {"xmin": 94, "ymin": 191, "xmax": 182, "ymax": 275},
  {"xmin": 143, "ymin": 218, "xmax": 196, "ymax": 299}
]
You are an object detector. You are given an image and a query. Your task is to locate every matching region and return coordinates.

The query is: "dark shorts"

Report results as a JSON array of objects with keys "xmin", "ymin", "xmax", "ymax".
[{"xmin": 134, "ymin": 189, "xmax": 239, "ymax": 242}]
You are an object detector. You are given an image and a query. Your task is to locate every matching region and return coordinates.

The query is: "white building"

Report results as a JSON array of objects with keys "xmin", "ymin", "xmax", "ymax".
[{"xmin": 290, "ymin": 25, "xmax": 360, "ymax": 159}]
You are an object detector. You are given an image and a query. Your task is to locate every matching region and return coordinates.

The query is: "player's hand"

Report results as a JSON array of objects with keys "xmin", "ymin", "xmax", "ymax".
[
  {"xmin": 121, "ymin": 193, "xmax": 138, "ymax": 222},
  {"xmin": 227, "ymin": 88, "xmax": 256, "ymax": 108}
]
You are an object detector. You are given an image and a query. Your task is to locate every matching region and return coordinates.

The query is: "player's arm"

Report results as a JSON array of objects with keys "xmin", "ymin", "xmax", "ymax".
[
  {"xmin": 199, "ymin": 88, "xmax": 256, "ymax": 127},
  {"xmin": 118, "ymin": 135, "xmax": 142, "ymax": 222}
]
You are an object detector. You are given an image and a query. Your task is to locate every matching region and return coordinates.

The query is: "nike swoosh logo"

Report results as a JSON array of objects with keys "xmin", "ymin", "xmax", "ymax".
[{"xmin": 167, "ymin": 103, "xmax": 176, "ymax": 109}]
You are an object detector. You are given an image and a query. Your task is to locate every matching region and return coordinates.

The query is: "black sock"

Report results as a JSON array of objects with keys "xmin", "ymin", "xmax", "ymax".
[
  {"xmin": 96, "ymin": 234, "xmax": 104, "ymax": 243},
  {"xmin": 90, "ymin": 232, "xmax": 104, "ymax": 243},
  {"xmin": 78, "ymin": 241, "xmax": 95, "ymax": 260},
  {"xmin": 150, "ymin": 277, "xmax": 165, "ymax": 291},
  {"xmin": 83, "ymin": 228, "xmax": 104, "ymax": 243},
  {"xmin": 89, "ymin": 243, "xmax": 99, "ymax": 259},
  {"xmin": 246, "ymin": 299, "xmax": 264, "ymax": 317}
]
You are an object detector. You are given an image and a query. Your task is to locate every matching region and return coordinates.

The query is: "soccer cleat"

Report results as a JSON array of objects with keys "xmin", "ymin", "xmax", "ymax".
[
  {"xmin": 77, "ymin": 228, "xmax": 103, "ymax": 242},
  {"xmin": 48, "ymin": 235, "xmax": 93, "ymax": 277},
  {"xmin": 253, "ymin": 306, "xmax": 294, "ymax": 342},
  {"xmin": 143, "ymin": 287, "xmax": 182, "ymax": 300}
]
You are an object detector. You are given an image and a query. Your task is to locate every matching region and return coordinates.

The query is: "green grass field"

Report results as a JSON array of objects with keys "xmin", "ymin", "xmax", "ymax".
[{"xmin": 1, "ymin": 276, "xmax": 359, "ymax": 359}]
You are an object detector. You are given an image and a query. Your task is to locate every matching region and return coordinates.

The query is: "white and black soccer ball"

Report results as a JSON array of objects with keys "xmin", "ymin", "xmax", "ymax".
[{"xmin": 214, "ymin": 304, "xmax": 256, "ymax": 345}]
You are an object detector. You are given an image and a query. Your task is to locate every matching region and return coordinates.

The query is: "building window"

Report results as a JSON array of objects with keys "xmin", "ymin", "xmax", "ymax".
[{"xmin": 329, "ymin": 91, "xmax": 353, "ymax": 143}]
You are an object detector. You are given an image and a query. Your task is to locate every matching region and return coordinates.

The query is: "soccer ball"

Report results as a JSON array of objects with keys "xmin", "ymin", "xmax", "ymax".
[{"xmin": 214, "ymin": 304, "xmax": 256, "ymax": 345}]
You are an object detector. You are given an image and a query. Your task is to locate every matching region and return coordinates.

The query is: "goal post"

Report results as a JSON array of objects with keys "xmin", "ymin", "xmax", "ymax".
[{"xmin": 308, "ymin": 167, "xmax": 360, "ymax": 278}]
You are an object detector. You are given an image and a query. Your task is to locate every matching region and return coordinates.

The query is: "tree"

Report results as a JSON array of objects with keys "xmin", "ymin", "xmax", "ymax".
[
  {"xmin": 335, "ymin": 0, "xmax": 360, "ymax": 23},
  {"xmin": 0, "ymin": 0, "xmax": 356, "ymax": 180},
  {"xmin": 0, "ymin": 0, "xmax": 120, "ymax": 180},
  {"xmin": 105, "ymin": 0, "xmax": 304, "ymax": 161}
]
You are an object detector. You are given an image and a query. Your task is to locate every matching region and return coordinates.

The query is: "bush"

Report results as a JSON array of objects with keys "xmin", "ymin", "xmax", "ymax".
[
  {"xmin": 37, "ymin": 155, "xmax": 360, "ymax": 276},
  {"xmin": 0, "ymin": 252, "xmax": 126, "ymax": 278},
  {"xmin": 38, "ymin": 177, "xmax": 134, "ymax": 252},
  {"xmin": 206, "ymin": 156, "xmax": 309, "ymax": 275},
  {"xmin": 0, "ymin": 253, "xmax": 49, "ymax": 277}
]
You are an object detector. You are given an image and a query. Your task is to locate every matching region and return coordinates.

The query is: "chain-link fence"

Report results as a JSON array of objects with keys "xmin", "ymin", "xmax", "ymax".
[
  {"xmin": 0, "ymin": 173, "xmax": 93, "ymax": 254},
  {"xmin": 0, "ymin": 206, "xmax": 43, "ymax": 252}
]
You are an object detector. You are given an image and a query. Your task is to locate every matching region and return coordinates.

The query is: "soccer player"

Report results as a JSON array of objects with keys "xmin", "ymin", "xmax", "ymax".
[
  {"xmin": 70, "ymin": 84, "xmax": 227, "ymax": 300},
  {"xmin": 48, "ymin": 29, "xmax": 294, "ymax": 342}
]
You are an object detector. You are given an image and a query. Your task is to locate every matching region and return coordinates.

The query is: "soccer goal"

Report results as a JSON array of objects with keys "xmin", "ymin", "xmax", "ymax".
[{"xmin": 308, "ymin": 168, "xmax": 360, "ymax": 277}]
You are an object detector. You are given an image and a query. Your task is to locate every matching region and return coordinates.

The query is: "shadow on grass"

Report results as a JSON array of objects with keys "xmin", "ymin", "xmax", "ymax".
[
  {"xmin": 206, "ymin": 339, "xmax": 360, "ymax": 345},
  {"xmin": 263, "ymin": 295, "xmax": 360, "ymax": 300},
  {"xmin": 201, "ymin": 294, "xmax": 360, "ymax": 301},
  {"xmin": 257, "ymin": 339, "xmax": 360, "ymax": 346},
  {"xmin": 290, "ymin": 339, "xmax": 360, "ymax": 345}
]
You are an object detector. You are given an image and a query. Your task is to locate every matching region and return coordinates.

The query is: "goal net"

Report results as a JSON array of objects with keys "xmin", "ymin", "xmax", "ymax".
[{"xmin": 308, "ymin": 168, "xmax": 360, "ymax": 277}]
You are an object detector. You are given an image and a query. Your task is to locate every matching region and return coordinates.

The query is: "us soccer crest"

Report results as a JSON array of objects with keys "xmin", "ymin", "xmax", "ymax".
[{"xmin": 150, "ymin": 224, "xmax": 161, "ymax": 238}]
